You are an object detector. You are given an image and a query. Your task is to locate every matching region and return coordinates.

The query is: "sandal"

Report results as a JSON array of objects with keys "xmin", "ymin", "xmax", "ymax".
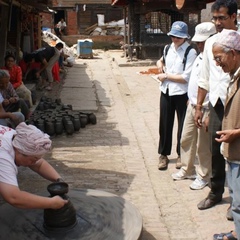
[{"xmin": 213, "ymin": 231, "xmax": 237, "ymax": 240}]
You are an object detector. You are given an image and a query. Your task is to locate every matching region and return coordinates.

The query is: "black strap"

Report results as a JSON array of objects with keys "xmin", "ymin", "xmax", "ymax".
[
  {"xmin": 162, "ymin": 44, "xmax": 170, "ymax": 65},
  {"xmin": 182, "ymin": 45, "xmax": 193, "ymax": 71},
  {"xmin": 162, "ymin": 44, "xmax": 193, "ymax": 71}
]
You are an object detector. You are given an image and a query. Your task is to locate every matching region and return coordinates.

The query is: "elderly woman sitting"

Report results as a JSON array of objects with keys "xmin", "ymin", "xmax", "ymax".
[{"xmin": 0, "ymin": 122, "xmax": 68, "ymax": 209}]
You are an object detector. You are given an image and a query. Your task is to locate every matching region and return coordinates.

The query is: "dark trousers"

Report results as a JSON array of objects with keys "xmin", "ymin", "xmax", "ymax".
[
  {"xmin": 4, "ymin": 99, "xmax": 30, "ymax": 119},
  {"xmin": 208, "ymin": 99, "xmax": 225, "ymax": 200},
  {"xmin": 158, "ymin": 90, "xmax": 188, "ymax": 156}
]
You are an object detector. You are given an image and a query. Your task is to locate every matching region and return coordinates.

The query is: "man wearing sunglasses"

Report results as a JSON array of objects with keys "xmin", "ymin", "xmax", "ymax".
[{"xmin": 194, "ymin": 0, "xmax": 238, "ymax": 217}]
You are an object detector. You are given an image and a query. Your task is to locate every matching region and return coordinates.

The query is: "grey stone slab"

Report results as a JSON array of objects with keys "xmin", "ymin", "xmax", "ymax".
[
  {"xmin": 61, "ymin": 88, "xmax": 96, "ymax": 100},
  {"xmin": 63, "ymin": 81, "xmax": 93, "ymax": 88}
]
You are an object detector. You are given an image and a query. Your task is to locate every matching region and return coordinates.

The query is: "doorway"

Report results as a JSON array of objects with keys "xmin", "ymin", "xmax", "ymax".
[{"xmin": 54, "ymin": 10, "xmax": 65, "ymax": 25}]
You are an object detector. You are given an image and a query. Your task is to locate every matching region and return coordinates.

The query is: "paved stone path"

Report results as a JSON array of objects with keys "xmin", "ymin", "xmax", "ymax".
[{"xmin": 17, "ymin": 50, "xmax": 233, "ymax": 240}]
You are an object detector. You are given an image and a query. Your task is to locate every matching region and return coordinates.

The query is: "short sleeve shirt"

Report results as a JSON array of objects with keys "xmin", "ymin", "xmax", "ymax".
[
  {"xmin": 32, "ymin": 47, "xmax": 56, "ymax": 63},
  {"xmin": 0, "ymin": 126, "xmax": 18, "ymax": 186}
]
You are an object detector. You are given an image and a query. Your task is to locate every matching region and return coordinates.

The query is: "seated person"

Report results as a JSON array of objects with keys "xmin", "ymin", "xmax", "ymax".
[
  {"xmin": 54, "ymin": 19, "xmax": 67, "ymax": 37},
  {"xmin": 0, "ymin": 70, "xmax": 30, "ymax": 120},
  {"xmin": 0, "ymin": 92, "xmax": 24, "ymax": 128},
  {"xmin": 2, "ymin": 55, "xmax": 33, "ymax": 108}
]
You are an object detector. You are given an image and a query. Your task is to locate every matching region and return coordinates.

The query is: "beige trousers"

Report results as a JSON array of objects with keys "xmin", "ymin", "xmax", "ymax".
[
  {"xmin": 180, "ymin": 104, "xmax": 211, "ymax": 180},
  {"xmin": 16, "ymin": 83, "xmax": 33, "ymax": 107}
]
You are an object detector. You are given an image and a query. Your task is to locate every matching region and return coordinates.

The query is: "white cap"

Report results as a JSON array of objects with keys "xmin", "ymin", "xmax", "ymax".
[{"xmin": 192, "ymin": 22, "xmax": 216, "ymax": 42}]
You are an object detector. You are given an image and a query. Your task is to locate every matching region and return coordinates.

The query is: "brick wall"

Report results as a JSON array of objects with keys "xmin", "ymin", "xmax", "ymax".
[
  {"xmin": 41, "ymin": 13, "xmax": 54, "ymax": 29},
  {"xmin": 66, "ymin": 10, "xmax": 78, "ymax": 35}
]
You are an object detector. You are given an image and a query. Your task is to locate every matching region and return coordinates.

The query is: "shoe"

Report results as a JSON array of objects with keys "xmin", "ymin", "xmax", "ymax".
[
  {"xmin": 189, "ymin": 177, "xmax": 208, "ymax": 190},
  {"xmin": 197, "ymin": 197, "xmax": 222, "ymax": 210},
  {"xmin": 213, "ymin": 231, "xmax": 237, "ymax": 240},
  {"xmin": 158, "ymin": 155, "xmax": 169, "ymax": 170},
  {"xmin": 226, "ymin": 205, "xmax": 233, "ymax": 221},
  {"xmin": 172, "ymin": 169, "xmax": 196, "ymax": 181},
  {"xmin": 45, "ymin": 86, "xmax": 52, "ymax": 91},
  {"xmin": 176, "ymin": 156, "xmax": 182, "ymax": 169}
]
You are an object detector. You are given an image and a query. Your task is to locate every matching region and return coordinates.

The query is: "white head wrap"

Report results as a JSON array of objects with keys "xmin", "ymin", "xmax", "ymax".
[{"xmin": 12, "ymin": 122, "xmax": 52, "ymax": 156}]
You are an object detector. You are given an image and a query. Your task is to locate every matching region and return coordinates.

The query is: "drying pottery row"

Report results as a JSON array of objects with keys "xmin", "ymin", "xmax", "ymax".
[{"xmin": 26, "ymin": 97, "xmax": 97, "ymax": 136}]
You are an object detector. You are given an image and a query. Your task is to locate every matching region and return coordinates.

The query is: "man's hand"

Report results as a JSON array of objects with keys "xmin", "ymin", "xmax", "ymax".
[
  {"xmin": 215, "ymin": 129, "xmax": 240, "ymax": 143},
  {"xmin": 50, "ymin": 196, "xmax": 68, "ymax": 209},
  {"xmin": 2, "ymin": 99, "xmax": 10, "ymax": 106},
  {"xmin": 9, "ymin": 97, "xmax": 17, "ymax": 103},
  {"xmin": 194, "ymin": 108, "xmax": 203, "ymax": 129}
]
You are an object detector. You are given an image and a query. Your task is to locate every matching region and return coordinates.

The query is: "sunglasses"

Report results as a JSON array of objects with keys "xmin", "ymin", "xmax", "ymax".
[{"xmin": 169, "ymin": 35, "xmax": 183, "ymax": 39}]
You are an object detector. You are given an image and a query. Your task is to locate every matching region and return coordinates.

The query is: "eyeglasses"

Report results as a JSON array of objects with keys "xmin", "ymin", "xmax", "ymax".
[
  {"xmin": 211, "ymin": 16, "xmax": 230, "ymax": 23},
  {"xmin": 170, "ymin": 35, "xmax": 182, "ymax": 39},
  {"xmin": 213, "ymin": 56, "xmax": 222, "ymax": 64},
  {"xmin": 213, "ymin": 49, "xmax": 232, "ymax": 64}
]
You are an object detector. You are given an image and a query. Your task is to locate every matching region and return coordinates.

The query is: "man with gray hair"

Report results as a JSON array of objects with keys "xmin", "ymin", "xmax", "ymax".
[
  {"xmin": 0, "ymin": 122, "xmax": 68, "ymax": 209},
  {"xmin": 212, "ymin": 28, "xmax": 240, "ymax": 240},
  {"xmin": 0, "ymin": 70, "xmax": 30, "ymax": 120},
  {"xmin": 0, "ymin": 70, "xmax": 24, "ymax": 128}
]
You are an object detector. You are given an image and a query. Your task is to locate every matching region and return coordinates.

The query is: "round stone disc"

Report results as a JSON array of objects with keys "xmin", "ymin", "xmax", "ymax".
[{"xmin": 0, "ymin": 189, "xmax": 142, "ymax": 240}]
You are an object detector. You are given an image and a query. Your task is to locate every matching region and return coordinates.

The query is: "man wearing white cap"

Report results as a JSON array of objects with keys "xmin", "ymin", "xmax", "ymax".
[
  {"xmin": 172, "ymin": 22, "xmax": 216, "ymax": 190},
  {"xmin": 0, "ymin": 122, "xmax": 68, "ymax": 209},
  {"xmin": 194, "ymin": 0, "xmax": 238, "ymax": 213},
  {"xmin": 212, "ymin": 28, "xmax": 240, "ymax": 240},
  {"xmin": 156, "ymin": 21, "xmax": 197, "ymax": 170}
]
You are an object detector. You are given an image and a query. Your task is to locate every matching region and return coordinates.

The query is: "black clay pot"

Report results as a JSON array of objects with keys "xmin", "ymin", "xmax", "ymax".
[
  {"xmin": 80, "ymin": 114, "xmax": 88, "ymax": 128},
  {"xmin": 44, "ymin": 182, "xmax": 76, "ymax": 228},
  {"xmin": 44, "ymin": 199, "xmax": 77, "ymax": 229},
  {"xmin": 47, "ymin": 182, "xmax": 69, "ymax": 196},
  {"xmin": 63, "ymin": 120, "xmax": 74, "ymax": 135},
  {"xmin": 55, "ymin": 98, "xmax": 62, "ymax": 105},
  {"xmin": 55, "ymin": 120, "xmax": 64, "ymax": 135},
  {"xmin": 88, "ymin": 113, "xmax": 97, "ymax": 125},
  {"xmin": 72, "ymin": 116, "xmax": 81, "ymax": 131},
  {"xmin": 38, "ymin": 102, "xmax": 45, "ymax": 111},
  {"xmin": 35, "ymin": 119, "xmax": 45, "ymax": 132},
  {"xmin": 45, "ymin": 121, "xmax": 55, "ymax": 136}
]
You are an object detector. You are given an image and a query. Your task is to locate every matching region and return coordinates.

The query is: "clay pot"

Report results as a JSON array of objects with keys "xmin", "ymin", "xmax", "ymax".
[
  {"xmin": 55, "ymin": 98, "xmax": 62, "ymax": 105},
  {"xmin": 47, "ymin": 182, "xmax": 69, "ymax": 196},
  {"xmin": 63, "ymin": 119, "xmax": 74, "ymax": 135},
  {"xmin": 35, "ymin": 119, "xmax": 45, "ymax": 132},
  {"xmin": 44, "ymin": 199, "xmax": 77, "ymax": 229},
  {"xmin": 72, "ymin": 116, "xmax": 81, "ymax": 131},
  {"xmin": 45, "ymin": 121, "xmax": 55, "ymax": 136},
  {"xmin": 88, "ymin": 113, "xmax": 97, "ymax": 125},
  {"xmin": 55, "ymin": 119, "xmax": 64, "ymax": 135},
  {"xmin": 80, "ymin": 114, "xmax": 88, "ymax": 128}
]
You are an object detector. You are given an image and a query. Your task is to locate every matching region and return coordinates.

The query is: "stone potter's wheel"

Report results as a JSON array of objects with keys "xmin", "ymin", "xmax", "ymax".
[{"xmin": 0, "ymin": 189, "xmax": 142, "ymax": 240}]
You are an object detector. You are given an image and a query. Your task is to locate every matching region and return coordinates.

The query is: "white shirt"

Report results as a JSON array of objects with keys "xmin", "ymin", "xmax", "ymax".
[
  {"xmin": 0, "ymin": 93, "xmax": 3, "ymax": 104},
  {"xmin": 198, "ymin": 33, "xmax": 230, "ymax": 106},
  {"xmin": 0, "ymin": 126, "xmax": 18, "ymax": 186},
  {"xmin": 188, "ymin": 53, "xmax": 209, "ymax": 107},
  {"xmin": 160, "ymin": 41, "xmax": 197, "ymax": 96}
]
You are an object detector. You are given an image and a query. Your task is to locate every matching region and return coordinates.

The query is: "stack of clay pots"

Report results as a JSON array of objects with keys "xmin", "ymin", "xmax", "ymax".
[{"xmin": 26, "ymin": 96, "xmax": 97, "ymax": 136}]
